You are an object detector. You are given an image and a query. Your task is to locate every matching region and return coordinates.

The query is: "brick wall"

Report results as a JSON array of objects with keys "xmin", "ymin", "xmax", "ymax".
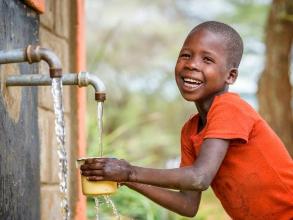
[{"xmin": 38, "ymin": 0, "xmax": 80, "ymax": 219}]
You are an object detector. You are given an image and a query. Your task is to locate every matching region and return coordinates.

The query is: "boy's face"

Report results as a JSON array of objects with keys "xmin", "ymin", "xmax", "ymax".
[{"xmin": 175, "ymin": 29, "xmax": 235, "ymax": 103}]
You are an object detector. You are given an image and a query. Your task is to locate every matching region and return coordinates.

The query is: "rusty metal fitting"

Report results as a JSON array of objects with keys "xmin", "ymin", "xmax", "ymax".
[
  {"xmin": 95, "ymin": 92, "xmax": 106, "ymax": 102},
  {"xmin": 77, "ymin": 71, "xmax": 89, "ymax": 86},
  {"xmin": 26, "ymin": 45, "xmax": 62, "ymax": 78},
  {"xmin": 26, "ymin": 45, "xmax": 41, "ymax": 63},
  {"xmin": 49, "ymin": 68, "xmax": 62, "ymax": 78}
]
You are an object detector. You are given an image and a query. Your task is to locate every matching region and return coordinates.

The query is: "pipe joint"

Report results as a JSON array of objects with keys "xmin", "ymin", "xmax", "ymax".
[
  {"xmin": 78, "ymin": 72, "xmax": 106, "ymax": 101},
  {"xmin": 26, "ymin": 45, "xmax": 62, "ymax": 78},
  {"xmin": 77, "ymin": 71, "xmax": 89, "ymax": 86}
]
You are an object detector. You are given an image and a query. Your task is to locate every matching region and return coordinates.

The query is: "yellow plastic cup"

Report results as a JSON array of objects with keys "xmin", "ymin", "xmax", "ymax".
[{"xmin": 76, "ymin": 157, "xmax": 117, "ymax": 196}]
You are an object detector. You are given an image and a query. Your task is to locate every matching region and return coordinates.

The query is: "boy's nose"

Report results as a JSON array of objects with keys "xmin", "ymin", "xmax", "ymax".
[{"xmin": 185, "ymin": 57, "xmax": 200, "ymax": 71}]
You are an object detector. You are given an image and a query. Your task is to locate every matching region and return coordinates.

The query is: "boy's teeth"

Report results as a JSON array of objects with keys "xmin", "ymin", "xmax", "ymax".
[
  {"xmin": 184, "ymin": 82, "xmax": 201, "ymax": 88},
  {"xmin": 183, "ymin": 78, "xmax": 202, "ymax": 84}
]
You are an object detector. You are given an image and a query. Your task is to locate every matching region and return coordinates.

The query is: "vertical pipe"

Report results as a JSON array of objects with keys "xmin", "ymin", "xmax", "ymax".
[{"xmin": 75, "ymin": 0, "xmax": 87, "ymax": 219}]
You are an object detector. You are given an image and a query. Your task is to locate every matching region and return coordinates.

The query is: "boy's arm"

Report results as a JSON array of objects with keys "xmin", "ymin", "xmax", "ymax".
[
  {"xmin": 81, "ymin": 138, "xmax": 229, "ymax": 191},
  {"xmin": 123, "ymin": 182, "xmax": 201, "ymax": 217},
  {"xmin": 129, "ymin": 138, "xmax": 228, "ymax": 190}
]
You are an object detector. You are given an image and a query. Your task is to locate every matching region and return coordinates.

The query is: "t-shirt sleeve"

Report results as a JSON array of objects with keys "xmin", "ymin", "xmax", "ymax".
[
  {"xmin": 180, "ymin": 121, "xmax": 196, "ymax": 167},
  {"xmin": 204, "ymin": 97, "xmax": 255, "ymax": 143}
]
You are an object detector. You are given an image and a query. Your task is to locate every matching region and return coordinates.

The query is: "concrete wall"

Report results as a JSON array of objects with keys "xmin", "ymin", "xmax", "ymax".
[
  {"xmin": 39, "ymin": 0, "xmax": 80, "ymax": 219},
  {"xmin": 0, "ymin": 1, "xmax": 40, "ymax": 219}
]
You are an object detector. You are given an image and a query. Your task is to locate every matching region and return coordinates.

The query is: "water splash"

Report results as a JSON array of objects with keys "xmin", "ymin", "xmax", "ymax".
[
  {"xmin": 94, "ymin": 197, "xmax": 100, "ymax": 220},
  {"xmin": 93, "ymin": 196, "xmax": 120, "ymax": 220},
  {"xmin": 104, "ymin": 195, "xmax": 120, "ymax": 219},
  {"xmin": 51, "ymin": 78, "xmax": 70, "ymax": 220}
]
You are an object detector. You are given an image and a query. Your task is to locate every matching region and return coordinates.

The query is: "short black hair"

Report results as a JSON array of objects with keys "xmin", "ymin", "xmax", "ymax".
[{"xmin": 190, "ymin": 21, "xmax": 243, "ymax": 68}]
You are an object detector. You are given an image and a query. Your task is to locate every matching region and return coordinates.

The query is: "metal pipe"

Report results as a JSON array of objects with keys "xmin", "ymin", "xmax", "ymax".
[
  {"xmin": 0, "ymin": 45, "xmax": 62, "ymax": 78},
  {"xmin": 0, "ymin": 48, "xmax": 27, "ymax": 64},
  {"xmin": 78, "ymin": 72, "xmax": 106, "ymax": 101},
  {"xmin": 5, "ymin": 73, "xmax": 77, "ymax": 86},
  {"xmin": 4, "ymin": 72, "xmax": 106, "ymax": 101}
]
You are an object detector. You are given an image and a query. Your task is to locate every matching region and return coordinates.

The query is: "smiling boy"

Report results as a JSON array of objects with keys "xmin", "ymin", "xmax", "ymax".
[{"xmin": 81, "ymin": 21, "xmax": 293, "ymax": 219}]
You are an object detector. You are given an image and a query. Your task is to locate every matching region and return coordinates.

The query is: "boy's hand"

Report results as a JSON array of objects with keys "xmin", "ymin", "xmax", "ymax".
[{"xmin": 80, "ymin": 158, "xmax": 133, "ymax": 182}]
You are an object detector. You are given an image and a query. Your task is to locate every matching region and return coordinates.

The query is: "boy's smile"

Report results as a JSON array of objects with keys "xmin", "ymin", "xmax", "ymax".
[
  {"xmin": 182, "ymin": 77, "xmax": 203, "ymax": 90},
  {"xmin": 175, "ymin": 28, "xmax": 236, "ymax": 105}
]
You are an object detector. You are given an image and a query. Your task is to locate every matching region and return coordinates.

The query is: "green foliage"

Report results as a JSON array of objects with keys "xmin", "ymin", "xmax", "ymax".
[
  {"xmin": 87, "ymin": 187, "xmax": 170, "ymax": 220},
  {"xmin": 86, "ymin": 90, "xmax": 193, "ymax": 167},
  {"xmin": 220, "ymin": 0, "xmax": 270, "ymax": 38},
  {"xmin": 86, "ymin": 187, "xmax": 228, "ymax": 220}
]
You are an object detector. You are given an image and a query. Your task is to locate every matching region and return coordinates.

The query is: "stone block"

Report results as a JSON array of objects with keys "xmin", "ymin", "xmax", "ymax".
[
  {"xmin": 40, "ymin": 0, "xmax": 54, "ymax": 30},
  {"xmin": 39, "ymin": 27, "xmax": 70, "ymax": 71},
  {"xmin": 39, "ymin": 108, "xmax": 56, "ymax": 183},
  {"xmin": 55, "ymin": 0, "xmax": 70, "ymax": 38},
  {"xmin": 37, "ymin": 79, "xmax": 71, "ymax": 114},
  {"xmin": 62, "ymin": 86, "xmax": 71, "ymax": 114},
  {"xmin": 37, "ymin": 61, "xmax": 53, "ymax": 111},
  {"xmin": 40, "ymin": 185, "xmax": 62, "ymax": 220},
  {"xmin": 39, "ymin": 28, "xmax": 70, "ymax": 112}
]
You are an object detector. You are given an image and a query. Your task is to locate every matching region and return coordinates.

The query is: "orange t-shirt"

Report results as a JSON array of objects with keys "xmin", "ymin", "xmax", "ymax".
[{"xmin": 180, "ymin": 92, "xmax": 293, "ymax": 219}]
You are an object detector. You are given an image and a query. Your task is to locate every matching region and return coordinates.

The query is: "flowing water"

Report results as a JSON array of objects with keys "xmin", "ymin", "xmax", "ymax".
[
  {"xmin": 104, "ymin": 195, "xmax": 119, "ymax": 218},
  {"xmin": 93, "ymin": 196, "xmax": 120, "ymax": 220},
  {"xmin": 94, "ymin": 197, "xmax": 101, "ymax": 220},
  {"xmin": 95, "ymin": 102, "xmax": 120, "ymax": 220},
  {"xmin": 51, "ymin": 78, "xmax": 70, "ymax": 220},
  {"xmin": 96, "ymin": 101, "xmax": 104, "ymax": 157}
]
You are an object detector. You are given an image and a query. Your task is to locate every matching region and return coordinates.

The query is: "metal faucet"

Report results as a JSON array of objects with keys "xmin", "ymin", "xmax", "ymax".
[
  {"xmin": 0, "ymin": 45, "xmax": 106, "ymax": 101},
  {"xmin": 0, "ymin": 45, "xmax": 62, "ymax": 78},
  {"xmin": 5, "ymin": 72, "xmax": 106, "ymax": 101}
]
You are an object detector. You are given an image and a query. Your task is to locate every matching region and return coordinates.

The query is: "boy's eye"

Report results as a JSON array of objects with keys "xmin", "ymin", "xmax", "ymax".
[
  {"xmin": 179, "ymin": 53, "xmax": 191, "ymax": 59},
  {"xmin": 203, "ymin": 57, "xmax": 214, "ymax": 63}
]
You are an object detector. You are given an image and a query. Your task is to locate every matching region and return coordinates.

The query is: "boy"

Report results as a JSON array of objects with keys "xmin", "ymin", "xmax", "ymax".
[{"xmin": 81, "ymin": 21, "xmax": 293, "ymax": 219}]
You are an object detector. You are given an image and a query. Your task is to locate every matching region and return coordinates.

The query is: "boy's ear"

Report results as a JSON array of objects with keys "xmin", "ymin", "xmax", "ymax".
[{"xmin": 226, "ymin": 68, "xmax": 238, "ymax": 84}]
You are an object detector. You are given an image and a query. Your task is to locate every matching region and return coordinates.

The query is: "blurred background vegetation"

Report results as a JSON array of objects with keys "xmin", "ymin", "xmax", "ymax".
[{"xmin": 84, "ymin": 0, "xmax": 292, "ymax": 219}]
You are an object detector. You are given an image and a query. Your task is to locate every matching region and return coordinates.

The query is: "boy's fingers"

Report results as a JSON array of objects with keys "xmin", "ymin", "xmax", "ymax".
[
  {"xmin": 82, "ymin": 170, "xmax": 104, "ymax": 176},
  {"xmin": 87, "ymin": 176, "xmax": 104, "ymax": 181},
  {"xmin": 93, "ymin": 158, "xmax": 106, "ymax": 163},
  {"xmin": 80, "ymin": 162, "xmax": 103, "ymax": 170},
  {"xmin": 83, "ymin": 158, "xmax": 94, "ymax": 164},
  {"xmin": 84, "ymin": 157, "xmax": 117, "ymax": 164},
  {"xmin": 83, "ymin": 158, "xmax": 108, "ymax": 165}
]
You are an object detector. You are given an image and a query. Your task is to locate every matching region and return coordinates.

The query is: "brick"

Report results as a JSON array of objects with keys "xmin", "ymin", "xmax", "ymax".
[
  {"xmin": 39, "ymin": 27, "xmax": 69, "ymax": 71},
  {"xmin": 37, "ymin": 80, "xmax": 72, "ymax": 114},
  {"xmin": 62, "ymin": 86, "xmax": 71, "ymax": 113},
  {"xmin": 39, "ymin": 108, "xmax": 74, "ymax": 185},
  {"xmin": 55, "ymin": 0, "xmax": 70, "ymax": 38},
  {"xmin": 40, "ymin": 185, "xmax": 62, "ymax": 220},
  {"xmin": 39, "ymin": 28, "xmax": 70, "ymax": 112},
  {"xmin": 40, "ymin": 0, "xmax": 54, "ymax": 30},
  {"xmin": 65, "ymin": 113, "xmax": 80, "ymax": 206},
  {"xmin": 38, "ymin": 108, "xmax": 56, "ymax": 183}
]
